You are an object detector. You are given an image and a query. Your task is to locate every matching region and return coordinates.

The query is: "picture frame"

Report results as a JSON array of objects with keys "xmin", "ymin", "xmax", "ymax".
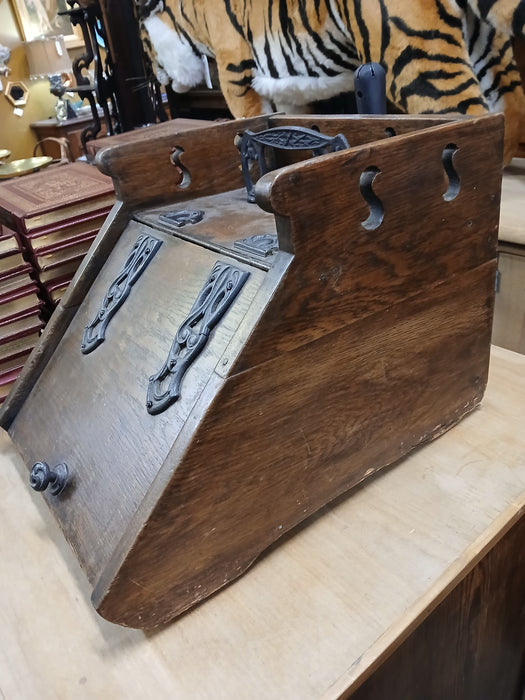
[{"xmin": 9, "ymin": 0, "xmax": 84, "ymax": 49}]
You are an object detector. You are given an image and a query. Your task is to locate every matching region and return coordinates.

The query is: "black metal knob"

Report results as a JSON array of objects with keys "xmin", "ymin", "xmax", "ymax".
[{"xmin": 29, "ymin": 462, "xmax": 69, "ymax": 496}]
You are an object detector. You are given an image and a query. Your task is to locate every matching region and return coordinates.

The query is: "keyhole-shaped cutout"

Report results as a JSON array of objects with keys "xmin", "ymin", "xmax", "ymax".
[
  {"xmin": 360, "ymin": 166, "xmax": 384, "ymax": 230},
  {"xmin": 170, "ymin": 146, "xmax": 191, "ymax": 188},
  {"xmin": 442, "ymin": 143, "xmax": 460, "ymax": 201}
]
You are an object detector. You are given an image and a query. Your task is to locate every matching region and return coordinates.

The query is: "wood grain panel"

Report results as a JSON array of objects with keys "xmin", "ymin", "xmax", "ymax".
[
  {"xmin": 95, "ymin": 116, "xmax": 271, "ymax": 209},
  {"xmin": 10, "ymin": 222, "xmax": 266, "ymax": 582},
  {"xmin": 348, "ymin": 514, "xmax": 525, "ymax": 700},
  {"xmin": 95, "ymin": 260, "xmax": 495, "ymax": 626},
  {"xmin": 237, "ymin": 115, "xmax": 502, "ymax": 370},
  {"xmin": 493, "ymin": 247, "xmax": 525, "ymax": 353},
  {"xmin": 1, "ymin": 348, "xmax": 524, "ymax": 698}
]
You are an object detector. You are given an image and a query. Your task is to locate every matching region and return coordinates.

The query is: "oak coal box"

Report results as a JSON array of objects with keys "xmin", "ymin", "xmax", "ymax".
[{"xmin": 0, "ymin": 113, "xmax": 503, "ymax": 627}]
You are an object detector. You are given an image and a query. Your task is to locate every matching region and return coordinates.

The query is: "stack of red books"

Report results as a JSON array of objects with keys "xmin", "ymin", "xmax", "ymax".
[
  {"xmin": 0, "ymin": 162, "xmax": 115, "ymax": 309},
  {"xmin": 0, "ymin": 163, "xmax": 115, "ymax": 310},
  {"xmin": 25, "ymin": 205, "xmax": 112, "ymax": 305},
  {"xmin": 0, "ymin": 162, "xmax": 115, "ymax": 403},
  {"xmin": 0, "ymin": 225, "xmax": 44, "ymax": 404}
]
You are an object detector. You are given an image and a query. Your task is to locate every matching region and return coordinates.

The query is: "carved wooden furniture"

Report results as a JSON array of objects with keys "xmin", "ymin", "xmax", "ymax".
[
  {"xmin": 84, "ymin": 118, "xmax": 211, "ymax": 160},
  {"xmin": 30, "ymin": 114, "xmax": 108, "ymax": 161},
  {"xmin": 0, "ymin": 113, "xmax": 504, "ymax": 627}
]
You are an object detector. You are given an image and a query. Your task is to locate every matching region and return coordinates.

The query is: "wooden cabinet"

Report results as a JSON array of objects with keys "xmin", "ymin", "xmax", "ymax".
[
  {"xmin": 493, "ymin": 243, "xmax": 525, "ymax": 353},
  {"xmin": 351, "ymin": 513, "xmax": 525, "ymax": 700},
  {"xmin": 493, "ymin": 158, "xmax": 525, "ymax": 353}
]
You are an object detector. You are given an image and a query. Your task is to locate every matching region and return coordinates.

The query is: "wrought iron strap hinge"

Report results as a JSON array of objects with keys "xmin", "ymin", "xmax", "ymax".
[
  {"xmin": 234, "ymin": 233, "xmax": 278, "ymax": 258},
  {"xmin": 146, "ymin": 261, "xmax": 249, "ymax": 415},
  {"xmin": 81, "ymin": 234, "xmax": 162, "ymax": 354}
]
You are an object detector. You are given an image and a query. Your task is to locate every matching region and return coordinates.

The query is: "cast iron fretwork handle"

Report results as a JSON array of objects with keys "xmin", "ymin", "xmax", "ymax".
[
  {"xmin": 238, "ymin": 125, "xmax": 349, "ymax": 202},
  {"xmin": 29, "ymin": 462, "xmax": 69, "ymax": 496},
  {"xmin": 146, "ymin": 261, "xmax": 249, "ymax": 415}
]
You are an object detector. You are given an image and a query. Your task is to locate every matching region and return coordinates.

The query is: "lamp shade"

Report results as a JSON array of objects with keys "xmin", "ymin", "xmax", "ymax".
[{"xmin": 24, "ymin": 35, "xmax": 72, "ymax": 78}]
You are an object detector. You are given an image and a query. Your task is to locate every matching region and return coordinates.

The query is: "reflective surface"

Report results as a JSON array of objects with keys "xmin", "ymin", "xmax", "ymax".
[{"xmin": 0, "ymin": 156, "xmax": 53, "ymax": 179}]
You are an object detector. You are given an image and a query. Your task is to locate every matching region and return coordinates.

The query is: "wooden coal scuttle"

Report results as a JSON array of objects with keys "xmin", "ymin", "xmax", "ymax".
[{"xmin": 0, "ymin": 113, "xmax": 503, "ymax": 627}]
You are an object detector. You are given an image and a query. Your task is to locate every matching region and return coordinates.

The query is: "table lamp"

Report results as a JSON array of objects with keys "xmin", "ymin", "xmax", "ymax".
[{"xmin": 24, "ymin": 35, "xmax": 75, "ymax": 120}]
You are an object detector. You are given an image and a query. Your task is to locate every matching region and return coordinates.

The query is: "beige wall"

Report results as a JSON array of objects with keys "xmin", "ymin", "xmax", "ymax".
[{"xmin": 1, "ymin": 0, "xmax": 69, "ymax": 159}]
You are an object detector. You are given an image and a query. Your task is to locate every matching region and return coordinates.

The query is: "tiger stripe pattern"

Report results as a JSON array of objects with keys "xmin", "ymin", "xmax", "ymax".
[{"xmin": 138, "ymin": 0, "xmax": 525, "ymax": 162}]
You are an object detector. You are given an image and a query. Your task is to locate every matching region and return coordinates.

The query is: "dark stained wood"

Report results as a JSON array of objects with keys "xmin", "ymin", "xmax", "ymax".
[
  {"xmin": 238, "ymin": 114, "xmax": 503, "ymax": 370},
  {"xmin": 94, "ymin": 260, "xmax": 496, "ymax": 626},
  {"xmin": 94, "ymin": 115, "xmax": 271, "ymax": 208},
  {"xmin": 347, "ymin": 514, "xmax": 525, "ymax": 700},
  {"xmin": 0, "ymin": 113, "xmax": 505, "ymax": 627},
  {"xmin": 94, "ymin": 114, "xmax": 463, "ymax": 211},
  {"xmin": 85, "ymin": 118, "xmax": 211, "ymax": 158},
  {"xmin": 269, "ymin": 113, "xmax": 463, "ymax": 147},
  {"xmin": 10, "ymin": 221, "xmax": 268, "ymax": 582}
]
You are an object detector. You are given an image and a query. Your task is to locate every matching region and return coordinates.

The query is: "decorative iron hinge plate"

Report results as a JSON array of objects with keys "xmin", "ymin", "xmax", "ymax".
[
  {"xmin": 81, "ymin": 233, "xmax": 162, "ymax": 354},
  {"xmin": 146, "ymin": 261, "xmax": 249, "ymax": 415},
  {"xmin": 158, "ymin": 209, "xmax": 205, "ymax": 228},
  {"xmin": 234, "ymin": 233, "xmax": 279, "ymax": 258}
]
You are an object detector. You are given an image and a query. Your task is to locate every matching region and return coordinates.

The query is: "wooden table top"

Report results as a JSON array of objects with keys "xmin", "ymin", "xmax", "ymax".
[{"xmin": 1, "ymin": 345, "xmax": 524, "ymax": 698}]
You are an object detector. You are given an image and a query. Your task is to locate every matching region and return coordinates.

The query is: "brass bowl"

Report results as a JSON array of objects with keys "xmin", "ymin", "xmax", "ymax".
[{"xmin": 0, "ymin": 156, "xmax": 53, "ymax": 179}]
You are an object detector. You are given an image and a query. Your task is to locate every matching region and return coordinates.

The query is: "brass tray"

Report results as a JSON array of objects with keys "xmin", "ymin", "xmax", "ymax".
[{"xmin": 0, "ymin": 156, "xmax": 53, "ymax": 180}]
